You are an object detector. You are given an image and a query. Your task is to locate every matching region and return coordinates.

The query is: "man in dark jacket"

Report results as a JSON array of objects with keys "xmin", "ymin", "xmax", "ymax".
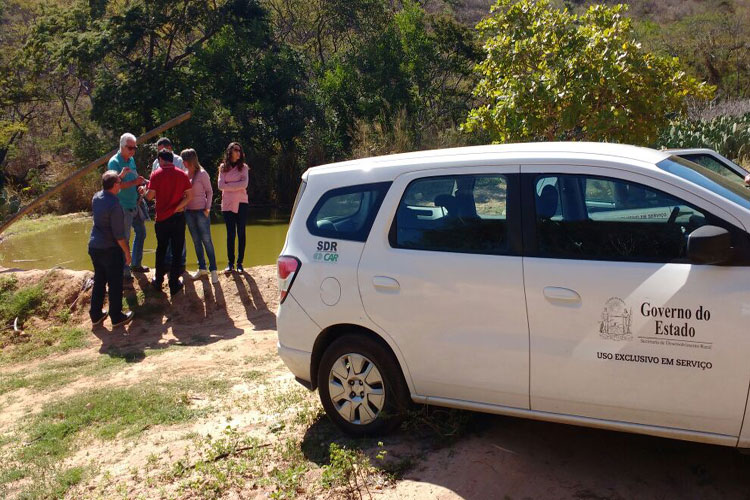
[{"xmin": 89, "ymin": 170, "xmax": 135, "ymax": 327}]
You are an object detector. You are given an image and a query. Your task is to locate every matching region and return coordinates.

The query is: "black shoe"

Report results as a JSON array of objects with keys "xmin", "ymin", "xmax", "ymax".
[
  {"xmin": 131, "ymin": 265, "xmax": 150, "ymax": 273},
  {"xmin": 236, "ymin": 263, "xmax": 244, "ymax": 273},
  {"xmin": 169, "ymin": 280, "xmax": 184, "ymax": 297},
  {"xmin": 91, "ymin": 309, "xmax": 108, "ymax": 326},
  {"xmin": 111, "ymin": 311, "xmax": 134, "ymax": 328},
  {"xmin": 224, "ymin": 265, "xmax": 234, "ymax": 274},
  {"xmin": 150, "ymin": 279, "xmax": 163, "ymax": 291}
]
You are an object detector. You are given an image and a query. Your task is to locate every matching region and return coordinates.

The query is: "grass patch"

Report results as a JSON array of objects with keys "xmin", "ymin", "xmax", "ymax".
[
  {"xmin": 0, "ymin": 355, "xmax": 129, "ymax": 396},
  {"xmin": 50, "ymin": 466, "xmax": 86, "ymax": 496},
  {"xmin": 0, "ymin": 276, "xmax": 47, "ymax": 327},
  {"xmin": 20, "ymin": 384, "xmax": 199, "ymax": 463},
  {"xmin": 0, "ymin": 326, "xmax": 88, "ymax": 364},
  {"xmin": 242, "ymin": 369, "xmax": 265, "ymax": 382},
  {"xmin": 1, "ymin": 373, "xmax": 228, "ymax": 497},
  {"xmin": 0, "ymin": 273, "xmax": 86, "ymax": 364},
  {"xmin": 0, "ymin": 275, "xmax": 17, "ymax": 295},
  {"xmin": 243, "ymin": 352, "xmax": 279, "ymax": 365},
  {"xmin": 1, "ymin": 464, "xmax": 89, "ymax": 500},
  {"xmin": 0, "ymin": 372, "xmax": 29, "ymax": 396},
  {"xmin": 165, "ymin": 427, "xmax": 269, "ymax": 498}
]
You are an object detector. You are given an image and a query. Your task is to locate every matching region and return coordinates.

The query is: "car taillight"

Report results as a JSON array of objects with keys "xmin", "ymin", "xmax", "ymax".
[{"xmin": 277, "ymin": 256, "xmax": 301, "ymax": 304}]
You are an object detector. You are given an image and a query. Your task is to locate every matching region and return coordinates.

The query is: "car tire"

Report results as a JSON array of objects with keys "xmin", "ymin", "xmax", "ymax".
[{"xmin": 318, "ymin": 334, "xmax": 408, "ymax": 436}]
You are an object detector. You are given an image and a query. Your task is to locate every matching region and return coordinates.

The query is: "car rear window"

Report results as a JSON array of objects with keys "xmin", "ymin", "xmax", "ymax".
[{"xmin": 306, "ymin": 182, "xmax": 391, "ymax": 242}]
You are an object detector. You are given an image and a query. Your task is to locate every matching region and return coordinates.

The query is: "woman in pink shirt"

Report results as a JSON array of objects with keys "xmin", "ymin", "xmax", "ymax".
[
  {"xmin": 182, "ymin": 149, "xmax": 219, "ymax": 283},
  {"xmin": 218, "ymin": 142, "xmax": 250, "ymax": 273}
]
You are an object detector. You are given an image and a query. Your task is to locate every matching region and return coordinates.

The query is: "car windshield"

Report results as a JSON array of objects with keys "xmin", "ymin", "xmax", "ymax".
[{"xmin": 656, "ymin": 156, "xmax": 750, "ymax": 210}]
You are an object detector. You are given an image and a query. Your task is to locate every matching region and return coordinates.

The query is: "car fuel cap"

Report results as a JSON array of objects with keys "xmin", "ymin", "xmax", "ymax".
[{"xmin": 320, "ymin": 277, "xmax": 341, "ymax": 306}]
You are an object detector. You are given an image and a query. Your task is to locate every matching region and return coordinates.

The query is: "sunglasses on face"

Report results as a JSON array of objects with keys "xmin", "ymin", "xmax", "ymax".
[
  {"xmin": 125, "ymin": 145, "xmax": 137, "ymax": 151},
  {"xmin": 232, "ymin": 148, "xmax": 241, "ymax": 152}
]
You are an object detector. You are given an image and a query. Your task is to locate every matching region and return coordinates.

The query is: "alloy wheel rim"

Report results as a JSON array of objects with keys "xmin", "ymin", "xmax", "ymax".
[{"xmin": 328, "ymin": 353, "xmax": 386, "ymax": 425}]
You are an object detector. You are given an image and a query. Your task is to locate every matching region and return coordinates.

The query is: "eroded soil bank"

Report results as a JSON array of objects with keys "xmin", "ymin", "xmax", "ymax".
[{"xmin": 0, "ymin": 265, "xmax": 748, "ymax": 499}]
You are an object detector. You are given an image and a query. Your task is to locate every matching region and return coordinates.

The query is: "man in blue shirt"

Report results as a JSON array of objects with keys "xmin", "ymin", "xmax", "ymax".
[
  {"xmin": 107, "ymin": 133, "xmax": 147, "ymax": 281},
  {"xmin": 89, "ymin": 170, "xmax": 134, "ymax": 328},
  {"xmin": 151, "ymin": 137, "xmax": 186, "ymax": 173}
]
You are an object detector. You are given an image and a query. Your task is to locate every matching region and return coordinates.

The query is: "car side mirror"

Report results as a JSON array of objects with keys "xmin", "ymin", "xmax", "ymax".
[{"xmin": 687, "ymin": 225, "xmax": 731, "ymax": 265}]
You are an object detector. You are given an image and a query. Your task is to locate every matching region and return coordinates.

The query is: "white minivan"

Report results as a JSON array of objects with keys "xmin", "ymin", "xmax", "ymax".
[{"xmin": 276, "ymin": 142, "xmax": 750, "ymax": 449}]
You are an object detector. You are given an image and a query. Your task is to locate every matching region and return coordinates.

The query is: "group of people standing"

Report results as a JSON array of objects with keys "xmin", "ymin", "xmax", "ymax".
[{"xmin": 88, "ymin": 133, "xmax": 251, "ymax": 328}]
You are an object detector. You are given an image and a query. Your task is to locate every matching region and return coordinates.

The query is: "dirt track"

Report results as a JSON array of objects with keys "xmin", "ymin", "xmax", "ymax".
[{"xmin": 1, "ymin": 265, "xmax": 749, "ymax": 499}]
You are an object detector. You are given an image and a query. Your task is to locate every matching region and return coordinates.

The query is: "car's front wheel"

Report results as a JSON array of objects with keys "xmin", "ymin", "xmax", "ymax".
[{"xmin": 317, "ymin": 334, "xmax": 408, "ymax": 436}]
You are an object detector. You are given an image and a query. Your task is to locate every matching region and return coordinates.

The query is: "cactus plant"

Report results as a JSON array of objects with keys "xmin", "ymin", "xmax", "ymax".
[{"xmin": 656, "ymin": 112, "xmax": 750, "ymax": 164}]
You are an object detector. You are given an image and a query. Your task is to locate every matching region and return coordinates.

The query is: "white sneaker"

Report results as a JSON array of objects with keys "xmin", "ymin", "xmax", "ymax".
[
  {"xmin": 190, "ymin": 269, "xmax": 208, "ymax": 280},
  {"xmin": 210, "ymin": 271, "xmax": 219, "ymax": 284}
]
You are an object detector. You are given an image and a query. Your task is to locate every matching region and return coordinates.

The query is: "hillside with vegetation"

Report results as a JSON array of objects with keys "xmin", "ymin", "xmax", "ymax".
[{"xmin": 1, "ymin": 0, "xmax": 748, "ymax": 220}]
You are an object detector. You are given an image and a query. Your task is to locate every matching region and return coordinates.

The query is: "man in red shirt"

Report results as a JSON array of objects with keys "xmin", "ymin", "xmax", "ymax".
[{"xmin": 139, "ymin": 150, "xmax": 193, "ymax": 296}]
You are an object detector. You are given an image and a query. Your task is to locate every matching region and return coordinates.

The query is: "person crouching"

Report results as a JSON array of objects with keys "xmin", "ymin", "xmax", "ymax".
[
  {"xmin": 89, "ymin": 170, "xmax": 135, "ymax": 327},
  {"xmin": 139, "ymin": 150, "xmax": 193, "ymax": 297}
]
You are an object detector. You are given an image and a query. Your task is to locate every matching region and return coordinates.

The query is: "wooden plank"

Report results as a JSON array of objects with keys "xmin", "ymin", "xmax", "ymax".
[{"xmin": 0, "ymin": 111, "xmax": 192, "ymax": 235}]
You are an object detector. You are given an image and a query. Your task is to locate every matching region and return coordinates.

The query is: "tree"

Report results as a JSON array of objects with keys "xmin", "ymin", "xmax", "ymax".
[
  {"xmin": 0, "ymin": 1, "xmax": 49, "ymax": 177},
  {"xmin": 636, "ymin": 4, "xmax": 750, "ymax": 99},
  {"xmin": 395, "ymin": 1, "xmax": 480, "ymax": 134},
  {"xmin": 463, "ymin": 0, "xmax": 714, "ymax": 145},
  {"xmin": 187, "ymin": 21, "xmax": 314, "ymax": 204}
]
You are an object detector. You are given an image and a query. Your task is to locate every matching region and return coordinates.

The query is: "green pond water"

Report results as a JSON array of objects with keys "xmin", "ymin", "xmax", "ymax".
[{"xmin": 0, "ymin": 209, "xmax": 290, "ymax": 271}]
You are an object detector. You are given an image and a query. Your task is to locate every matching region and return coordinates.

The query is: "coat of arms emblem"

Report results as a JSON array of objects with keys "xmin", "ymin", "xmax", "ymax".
[{"xmin": 599, "ymin": 297, "xmax": 633, "ymax": 341}]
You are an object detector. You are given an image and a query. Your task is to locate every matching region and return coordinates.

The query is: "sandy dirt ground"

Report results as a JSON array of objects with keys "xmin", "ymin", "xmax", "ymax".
[{"xmin": 0, "ymin": 265, "xmax": 749, "ymax": 499}]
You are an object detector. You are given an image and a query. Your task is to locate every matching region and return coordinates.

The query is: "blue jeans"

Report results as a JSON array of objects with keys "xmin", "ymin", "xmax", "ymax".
[
  {"xmin": 123, "ymin": 207, "xmax": 146, "ymax": 276},
  {"xmin": 185, "ymin": 210, "xmax": 218, "ymax": 271}
]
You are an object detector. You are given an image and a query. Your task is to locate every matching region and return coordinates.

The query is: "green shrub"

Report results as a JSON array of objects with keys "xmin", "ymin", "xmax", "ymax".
[
  {"xmin": 320, "ymin": 443, "xmax": 378, "ymax": 496},
  {"xmin": 0, "ymin": 279, "xmax": 46, "ymax": 326},
  {"xmin": 0, "ymin": 275, "xmax": 18, "ymax": 295}
]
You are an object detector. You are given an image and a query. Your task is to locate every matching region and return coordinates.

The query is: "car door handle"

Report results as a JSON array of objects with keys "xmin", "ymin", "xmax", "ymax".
[
  {"xmin": 543, "ymin": 286, "xmax": 581, "ymax": 303},
  {"xmin": 373, "ymin": 276, "xmax": 400, "ymax": 291}
]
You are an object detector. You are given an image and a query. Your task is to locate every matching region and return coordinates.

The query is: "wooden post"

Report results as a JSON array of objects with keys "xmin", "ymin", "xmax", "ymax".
[{"xmin": 0, "ymin": 111, "xmax": 192, "ymax": 236}]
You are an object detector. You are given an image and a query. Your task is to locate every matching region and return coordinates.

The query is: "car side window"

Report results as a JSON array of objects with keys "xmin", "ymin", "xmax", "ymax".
[
  {"xmin": 391, "ymin": 174, "xmax": 511, "ymax": 255},
  {"xmin": 307, "ymin": 182, "xmax": 391, "ymax": 242},
  {"xmin": 534, "ymin": 174, "xmax": 727, "ymax": 262},
  {"xmin": 679, "ymin": 154, "xmax": 745, "ymax": 183}
]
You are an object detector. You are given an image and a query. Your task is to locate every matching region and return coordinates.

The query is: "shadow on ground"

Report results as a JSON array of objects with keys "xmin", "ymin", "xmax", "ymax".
[
  {"xmin": 233, "ymin": 270, "xmax": 276, "ymax": 330},
  {"xmin": 91, "ymin": 271, "xmax": 259, "ymax": 362},
  {"xmin": 301, "ymin": 407, "xmax": 750, "ymax": 499}
]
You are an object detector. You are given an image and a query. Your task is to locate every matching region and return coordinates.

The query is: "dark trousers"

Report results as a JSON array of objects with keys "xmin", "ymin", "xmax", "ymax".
[
  {"xmin": 223, "ymin": 203, "xmax": 248, "ymax": 266},
  {"xmin": 155, "ymin": 212, "xmax": 186, "ymax": 286},
  {"xmin": 89, "ymin": 246, "xmax": 124, "ymax": 321}
]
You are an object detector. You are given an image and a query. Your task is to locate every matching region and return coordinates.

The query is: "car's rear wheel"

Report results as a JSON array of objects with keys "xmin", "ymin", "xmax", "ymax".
[{"xmin": 318, "ymin": 334, "xmax": 408, "ymax": 436}]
